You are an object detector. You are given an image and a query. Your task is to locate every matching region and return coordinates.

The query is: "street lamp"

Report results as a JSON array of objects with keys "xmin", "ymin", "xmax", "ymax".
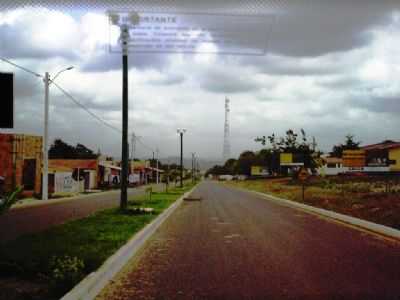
[
  {"xmin": 191, "ymin": 152, "xmax": 196, "ymax": 183},
  {"xmin": 156, "ymin": 148, "xmax": 160, "ymax": 184},
  {"xmin": 109, "ymin": 11, "xmax": 140, "ymax": 210},
  {"xmin": 177, "ymin": 129, "xmax": 186, "ymax": 188},
  {"xmin": 0, "ymin": 57, "xmax": 73, "ymax": 200},
  {"xmin": 42, "ymin": 66, "xmax": 74, "ymax": 201}
]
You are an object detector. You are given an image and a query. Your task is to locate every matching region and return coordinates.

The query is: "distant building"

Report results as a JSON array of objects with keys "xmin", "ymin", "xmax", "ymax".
[
  {"xmin": 319, "ymin": 140, "xmax": 400, "ymax": 176},
  {"xmin": 250, "ymin": 166, "xmax": 269, "ymax": 177},
  {"xmin": 362, "ymin": 140, "xmax": 400, "ymax": 172},
  {"xmin": 318, "ymin": 157, "xmax": 345, "ymax": 176},
  {"xmin": 0, "ymin": 133, "xmax": 42, "ymax": 195},
  {"xmin": 49, "ymin": 159, "xmax": 98, "ymax": 192},
  {"xmin": 98, "ymin": 160, "xmax": 122, "ymax": 186}
]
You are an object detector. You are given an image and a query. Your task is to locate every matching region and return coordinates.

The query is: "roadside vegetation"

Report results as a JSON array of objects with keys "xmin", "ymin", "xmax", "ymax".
[
  {"xmin": 0, "ymin": 186, "xmax": 23, "ymax": 215},
  {"xmin": 227, "ymin": 176, "xmax": 400, "ymax": 230},
  {"xmin": 0, "ymin": 183, "xmax": 195, "ymax": 300}
]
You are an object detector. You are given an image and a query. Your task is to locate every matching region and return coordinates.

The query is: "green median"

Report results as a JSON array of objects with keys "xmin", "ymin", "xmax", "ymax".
[{"xmin": 0, "ymin": 183, "xmax": 196, "ymax": 300}]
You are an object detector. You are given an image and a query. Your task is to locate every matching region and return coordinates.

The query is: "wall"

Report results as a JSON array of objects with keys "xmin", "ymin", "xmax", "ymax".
[
  {"xmin": 0, "ymin": 134, "xmax": 13, "ymax": 191},
  {"xmin": 49, "ymin": 159, "xmax": 98, "ymax": 170},
  {"xmin": 49, "ymin": 159, "xmax": 98, "ymax": 189},
  {"xmin": 389, "ymin": 148, "xmax": 400, "ymax": 171},
  {"xmin": 0, "ymin": 134, "xmax": 42, "ymax": 194}
]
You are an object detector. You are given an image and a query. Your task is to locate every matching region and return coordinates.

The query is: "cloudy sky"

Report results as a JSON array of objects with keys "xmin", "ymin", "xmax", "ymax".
[{"xmin": 1, "ymin": 0, "xmax": 400, "ymax": 163}]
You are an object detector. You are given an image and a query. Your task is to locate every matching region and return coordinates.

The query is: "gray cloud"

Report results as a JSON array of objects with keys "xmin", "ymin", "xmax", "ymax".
[
  {"xmin": 351, "ymin": 94, "xmax": 400, "ymax": 115},
  {"xmin": 3, "ymin": 2, "xmax": 400, "ymax": 162},
  {"xmin": 0, "ymin": 22, "xmax": 78, "ymax": 60},
  {"xmin": 198, "ymin": 67, "xmax": 261, "ymax": 93},
  {"xmin": 80, "ymin": 51, "xmax": 169, "ymax": 72}
]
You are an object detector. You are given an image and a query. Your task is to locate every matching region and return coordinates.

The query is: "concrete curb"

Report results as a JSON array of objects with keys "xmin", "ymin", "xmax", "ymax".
[
  {"xmin": 61, "ymin": 185, "xmax": 198, "ymax": 300},
  {"xmin": 235, "ymin": 187, "xmax": 400, "ymax": 241}
]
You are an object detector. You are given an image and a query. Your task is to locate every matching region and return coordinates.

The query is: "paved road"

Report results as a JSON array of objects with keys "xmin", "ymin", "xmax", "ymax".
[
  {"xmin": 98, "ymin": 181, "xmax": 400, "ymax": 300},
  {"xmin": 0, "ymin": 185, "xmax": 163, "ymax": 242}
]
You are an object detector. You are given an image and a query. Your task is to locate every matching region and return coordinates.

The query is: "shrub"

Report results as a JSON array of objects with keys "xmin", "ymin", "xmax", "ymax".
[
  {"xmin": 49, "ymin": 255, "xmax": 85, "ymax": 292},
  {"xmin": 0, "ymin": 186, "xmax": 23, "ymax": 215}
]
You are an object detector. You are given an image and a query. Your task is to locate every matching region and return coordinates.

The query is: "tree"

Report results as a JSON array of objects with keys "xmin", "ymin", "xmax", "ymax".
[
  {"xmin": 223, "ymin": 158, "xmax": 237, "ymax": 175},
  {"xmin": 235, "ymin": 151, "xmax": 257, "ymax": 175},
  {"xmin": 330, "ymin": 134, "xmax": 361, "ymax": 158},
  {"xmin": 205, "ymin": 165, "xmax": 227, "ymax": 177},
  {"xmin": 49, "ymin": 139, "xmax": 76, "ymax": 159},
  {"xmin": 255, "ymin": 129, "xmax": 318, "ymax": 171},
  {"xmin": 75, "ymin": 143, "xmax": 97, "ymax": 159},
  {"xmin": 49, "ymin": 139, "xmax": 98, "ymax": 159}
]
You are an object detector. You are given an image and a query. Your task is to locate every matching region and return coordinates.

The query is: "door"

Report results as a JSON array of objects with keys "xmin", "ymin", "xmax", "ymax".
[{"xmin": 22, "ymin": 159, "xmax": 36, "ymax": 190}]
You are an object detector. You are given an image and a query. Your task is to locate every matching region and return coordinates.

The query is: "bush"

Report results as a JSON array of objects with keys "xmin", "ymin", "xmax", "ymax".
[
  {"xmin": 49, "ymin": 255, "xmax": 85, "ymax": 292},
  {"xmin": 0, "ymin": 186, "xmax": 23, "ymax": 215}
]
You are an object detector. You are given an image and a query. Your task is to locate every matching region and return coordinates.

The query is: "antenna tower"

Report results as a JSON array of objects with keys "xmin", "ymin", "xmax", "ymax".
[{"xmin": 223, "ymin": 97, "xmax": 231, "ymax": 162}]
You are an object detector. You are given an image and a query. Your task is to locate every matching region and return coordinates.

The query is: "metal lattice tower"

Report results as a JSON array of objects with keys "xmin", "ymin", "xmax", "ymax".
[{"xmin": 223, "ymin": 97, "xmax": 231, "ymax": 162}]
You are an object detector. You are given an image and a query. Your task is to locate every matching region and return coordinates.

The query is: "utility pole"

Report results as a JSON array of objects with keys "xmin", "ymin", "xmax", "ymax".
[
  {"xmin": 156, "ymin": 148, "xmax": 159, "ymax": 184},
  {"xmin": 165, "ymin": 159, "xmax": 170, "ymax": 192},
  {"xmin": 120, "ymin": 23, "xmax": 130, "ymax": 210},
  {"xmin": 312, "ymin": 136, "xmax": 317, "ymax": 152},
  {"xmin": 191, "ymin": 152, "xmax": 195, "ymax": 183},
  {"xmin": 0, "ymin": 58, "xmax": 73, "ymax": 201},
  {"xmin": 42, "ymin": 67, "xmax": 73, "ymax": 200},
  {"xmin": 130, "ymin": 133, "xmax": 141, "ymax": 161},
  {"xmin": 177, "ymin": 129, "xmax": 186, "ymax": 188},
  {"xmin": 152, "ymin": 151, "xmax": 155, "ymax": 183},
  {"xmin": 131, "ymin": 133, "xmax": 135, "ymax": 161},
  {"xmin": 42, "ymin": 72, "xmax": 50, "ymax": 201}
]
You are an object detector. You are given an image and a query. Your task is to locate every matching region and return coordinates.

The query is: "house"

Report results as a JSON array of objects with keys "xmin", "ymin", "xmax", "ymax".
[
  {"xmin": 130, "ymin": 160, "xmax": 164, "ymax": 185},
  {"xmin": 318, "ymin": 157, "xmax": 346, "ymax": 176},
  {"xmin": 49, "ymin": 159, "xmax": 98, "ymax": 191},
  {"xmin": 251, "ymin": 165, "xmax": 269, "ymax": 177},
  {"xmin": 98, "ymin": 160, "xmax": 122, "ymax": 186},
  {"xmin": 48, "ymin": 165, "xmax": 82, "ymax": 194},
  {"xmin": 0, "ymin": 133, "xmax": 42, "ymax": 196},
  {"xmin": 362, "ymin": 140, "xmax": 400, "ymax": 172}
]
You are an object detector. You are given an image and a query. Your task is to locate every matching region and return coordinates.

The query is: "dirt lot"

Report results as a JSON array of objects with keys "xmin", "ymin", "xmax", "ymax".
[{"xmin": 228, "ymin": 175, "xmax": 400, "ymax": 230}]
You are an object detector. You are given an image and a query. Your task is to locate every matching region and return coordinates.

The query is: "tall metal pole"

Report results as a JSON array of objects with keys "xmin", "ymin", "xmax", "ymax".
[
  {"xmin": 42, "ymin": 72, "xmax": 49, "ymax": 201},
  {"xmin": 156, "ymin": 148, "xmax": 159, "ymax": 184},
  {"xmin": 191, "ymin": 152, "xmax": 195, "ymax": 183},
  {"xmin": 180, "ymin": 132, "xmax": 183, "ymax": 188},
  {"xmin": 131, "ymin": 133, "xmax": 141, "ymax": 162},
  {"xmin": 120, "ymin": 25, "xmax": 129, "ymax": 210}
]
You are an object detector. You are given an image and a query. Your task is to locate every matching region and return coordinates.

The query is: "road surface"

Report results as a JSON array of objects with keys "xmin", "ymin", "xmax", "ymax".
[
  {"xmin": 98, "ymin": 181, "xmax": 400, "ymax": 300},
  {"xmin": 0, "ymin": 185, "xmax": 162, "ymax": 242}
]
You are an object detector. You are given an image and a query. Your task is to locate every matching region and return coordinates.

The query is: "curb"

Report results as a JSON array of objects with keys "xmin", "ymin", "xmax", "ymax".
[
  {"xmin": 61, "ymin": 184, "xmax": 198, "ymax": 300},
  {"xmin": 234, "ymin": 186, "xmax": 400, "ymax": 241}
]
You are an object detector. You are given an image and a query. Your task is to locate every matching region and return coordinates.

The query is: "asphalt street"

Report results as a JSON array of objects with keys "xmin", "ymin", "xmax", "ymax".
[
  {"xmin": 0, "ymin": 185, "xmax": 162, "ymax": 242},
  {"xmin": 98, "ymin": 181, "xmax": 400, "ymax": 300}
]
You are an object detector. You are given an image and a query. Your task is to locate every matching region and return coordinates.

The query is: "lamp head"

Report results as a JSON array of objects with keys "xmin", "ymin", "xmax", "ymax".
[
  {"xmin": 109, "ymin": 13, "xmax": 120, "ymax": 25},
  {"xmin": 129, "ymin": 12, "xmax": 140, "ymax": 25}
]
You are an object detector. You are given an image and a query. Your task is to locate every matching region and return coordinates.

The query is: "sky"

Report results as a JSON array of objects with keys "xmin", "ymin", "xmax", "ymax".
[{"xmin": 1, "ymin": 0, "xmax": 400, "ymax": 163}]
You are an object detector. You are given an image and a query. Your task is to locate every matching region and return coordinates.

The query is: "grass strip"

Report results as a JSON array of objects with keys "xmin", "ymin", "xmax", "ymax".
[{"xmin": 0, "ymin": 183, "xmax": 195, "ymax": 300}]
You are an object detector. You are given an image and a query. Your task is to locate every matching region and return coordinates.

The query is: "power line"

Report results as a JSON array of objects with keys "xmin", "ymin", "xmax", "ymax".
[
  {"xmin": 0, "ymin": 57, "xmax": 42, "ymax": 78},
  {"xmin": 51, "ymin": 81, "xmax": 122, "ymax": 134},
  {"xmin": 136, "ymin": 135, "xmax": 155, "ymax": 152},
  {"xmin": 1, "ymin": 57, "xmax": 160, "ymax": 155}
]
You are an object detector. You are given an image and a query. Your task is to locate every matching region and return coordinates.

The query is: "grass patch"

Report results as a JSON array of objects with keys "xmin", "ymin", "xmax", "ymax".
[
  {"xmin": 226, "ymin": 178, "xmax": 400, "ymax": 230},
  {"xmin": 0, "ymin": 183, "xmax": 195, "ymax": 300}
]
